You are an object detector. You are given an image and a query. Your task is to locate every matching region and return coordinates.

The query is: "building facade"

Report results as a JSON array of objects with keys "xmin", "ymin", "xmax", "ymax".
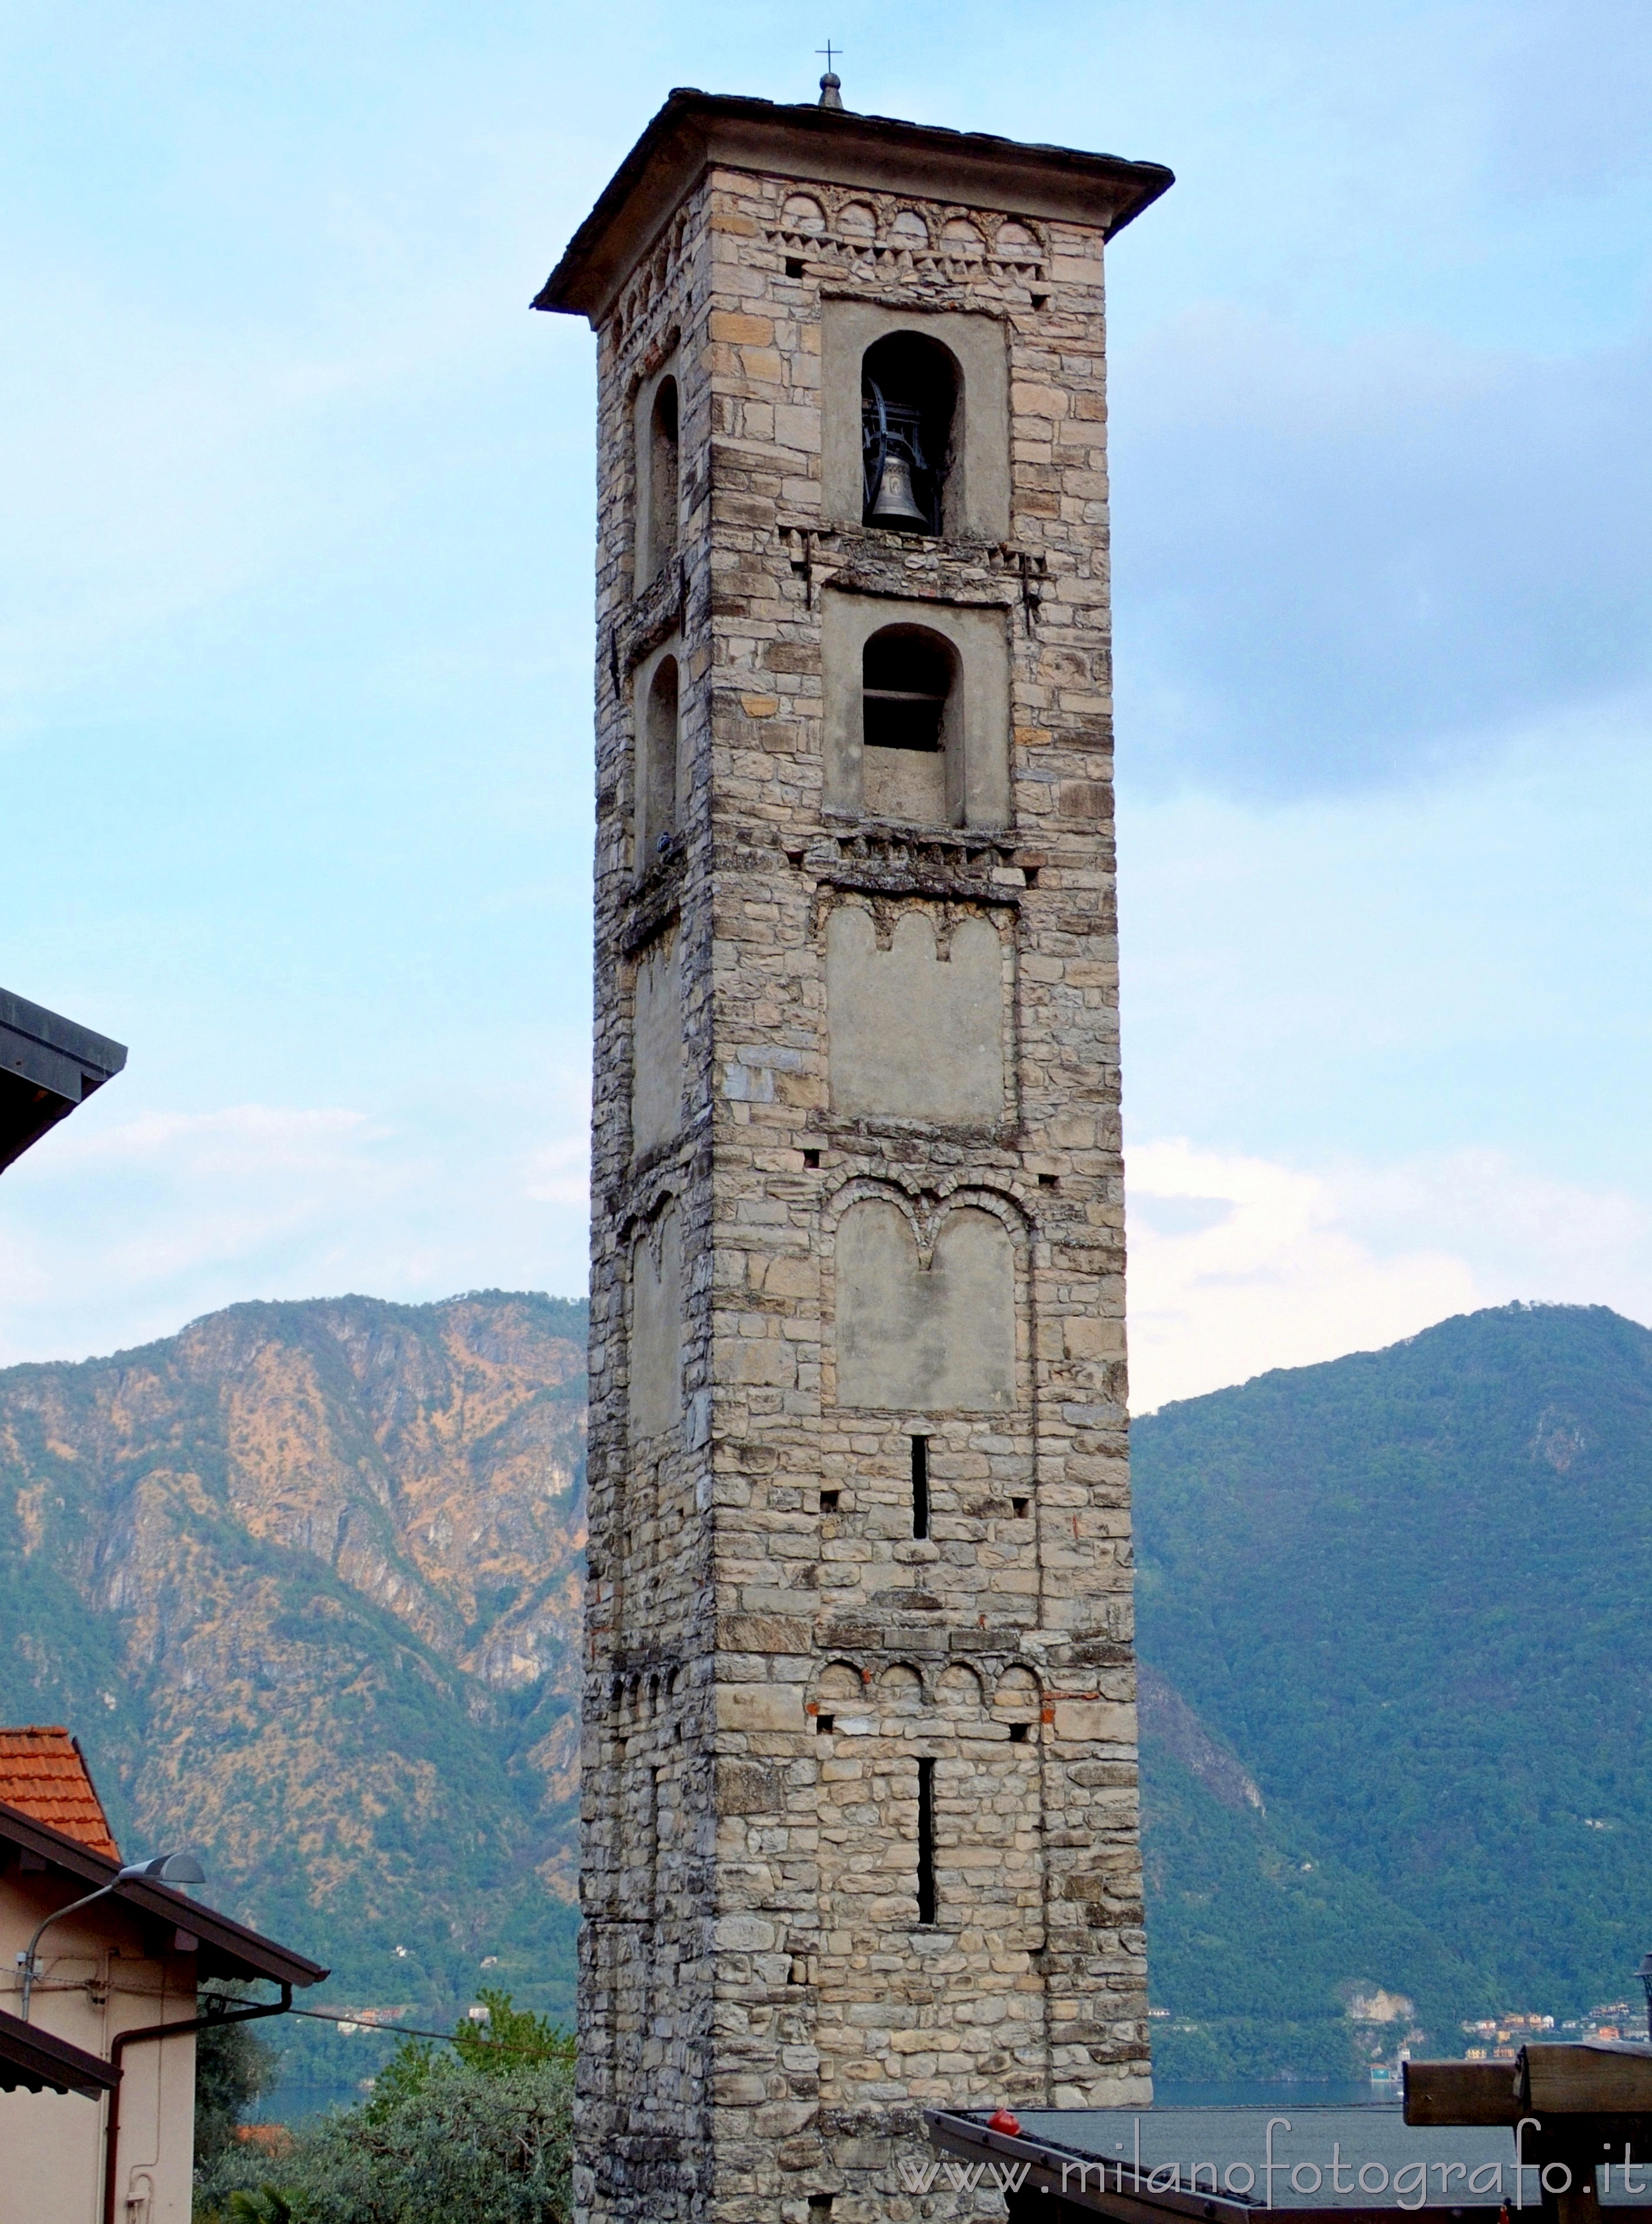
[
  {"xmin": 0, "ymin": 1728, "xmax": 326, "ymax": 2224},
  {"xmin": 538, "ymin": 86, "xmax": 1172, "ymax": 2224}
]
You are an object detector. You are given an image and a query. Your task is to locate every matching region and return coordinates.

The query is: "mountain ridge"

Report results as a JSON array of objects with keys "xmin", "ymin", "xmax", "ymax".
[
  {"xmin": 1135, "ymin": 1300, "xmax": 1652, "ymax": 2077},
  {"xmin": 0, "ymin": 1289, "xmax": 589, "ymax": 2043},
  {"xmin": 6, "ymin": 1291, "xmax": 1649, "ymax": 2089}
]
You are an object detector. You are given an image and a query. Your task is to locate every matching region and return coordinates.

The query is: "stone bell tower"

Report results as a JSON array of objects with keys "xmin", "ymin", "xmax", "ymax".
[{"xmin": 535, "ymin": 80, "xmax": 1172, "ymax": 2224}]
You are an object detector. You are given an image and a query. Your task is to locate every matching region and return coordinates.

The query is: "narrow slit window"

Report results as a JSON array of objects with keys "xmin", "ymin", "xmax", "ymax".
[
  {"xmin": 916, "ymin": 1757, "xmax": 937, "ymax": 1925},
  {"xmin": 910, "ymin": 1436, "xmax": 930, "ymax": 1539}
]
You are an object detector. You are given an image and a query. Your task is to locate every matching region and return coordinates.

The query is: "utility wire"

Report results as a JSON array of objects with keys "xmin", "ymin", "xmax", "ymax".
[{"xmin": 200, "ymin": 1995, "xmax": 571, "ymax": 2055}]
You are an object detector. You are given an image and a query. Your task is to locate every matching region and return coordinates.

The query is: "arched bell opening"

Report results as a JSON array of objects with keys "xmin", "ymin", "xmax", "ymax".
[
  {"xmin": 640, "ymin": 653, "xmax": 680, "ymax": 864},
  {"xmin": 861, "ymin": 624, "xmax": 958, "ymax": 825},
  {"xmin": 860, "ymin": 332, "xmax": 957, "ymax": 535},
  {"xmin": 638, "ymin": 371, "xmax": 680, "ymax": 585}
]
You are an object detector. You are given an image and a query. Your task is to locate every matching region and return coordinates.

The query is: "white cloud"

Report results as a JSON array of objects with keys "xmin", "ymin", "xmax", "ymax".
[
  {"xmin": 1334, "ymin": 1149, "xmax": 1652, "ymax": 1313},
  {"xmin": 1127, "ymin": 1138, "xmax": 1480, "ymax": 1413},
  {"xmin": 48, "ymin": 1103, "xmax": 390, "ymax": 1177},
  {"xmin": 0, "ymin": 1099, "xmax": 589, "ymax": 1367},
  {"xmin": 1126, "ymin": 1138, "xmax": 1652, "ymax": 1414},
  {"xmin": 523, "ymin": 1133, "xmax": 590, "ymax": 1210}
]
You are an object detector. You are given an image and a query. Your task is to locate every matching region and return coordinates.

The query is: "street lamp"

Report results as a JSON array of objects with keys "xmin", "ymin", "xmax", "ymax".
[
  {"xmin": 1636, "ymin": 1954, "xmax": 1652, "ymax": 2045},
  {"xmin": 16, "ymin": 1852, "xmax": 205, "ymax": 2020}
]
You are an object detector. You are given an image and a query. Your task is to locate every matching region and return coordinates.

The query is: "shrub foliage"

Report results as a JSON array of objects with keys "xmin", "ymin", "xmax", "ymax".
[{"xmin": 196, "ymin": 1997, "xmax": 574, "ymax": 2224}]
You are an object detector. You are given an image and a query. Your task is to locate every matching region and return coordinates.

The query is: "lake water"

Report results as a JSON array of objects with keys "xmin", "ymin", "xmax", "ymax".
[
  {"xmin": 1157, "ymin": 2083, "xmax": 1398, "ymax": 2112},
  {"xmin": 260, "ymin": 2075, "xmax": 371, "ymax": 2128}
]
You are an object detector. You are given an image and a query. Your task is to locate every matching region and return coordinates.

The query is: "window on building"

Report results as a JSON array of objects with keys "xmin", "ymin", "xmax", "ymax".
[
  {"xmin": 861, "ymin": 625, "xmax": 955, "ymax": 824},
  {"xmin": 910, "ymin": 1436, "xmax": 930, "ymax": 1539},
  {"xmin": 640, "ymin": 374, "xmax": 679, "ymax": 584},
  {"xmin": 861, "ymin": 333, "xmax": 956, "ymax": 535},
  {"xmin": 915, "ymin": 1757, "xmax": 937, "ymax": 1925},
  {"xmin": 640, "ymin": 654, "xmax": 679, "ymax": 861}
]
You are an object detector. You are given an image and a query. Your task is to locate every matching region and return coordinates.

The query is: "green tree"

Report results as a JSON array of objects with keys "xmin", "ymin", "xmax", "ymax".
[
  {"xmin": 225, "ymin": 2197, "xmax": 292, "ymax": 2223},
  {"xmin": 195, "ymin": 1989, "xmax": 281, "ymax": 2177},
  {"xmin": 357, "ymin": 1991, "xmax": 572, "ymax": 2129},
  {"xmin": 278, "ymin": 2055, "xmax": 573, "ymax": 2223},
  {"xmin": 195, "ymin": 2013, "xmax": 574, "ymax": 2224},
  {"xmin": 452, "ymin": 1991, "xmax": 575, "ymax": 2074}
]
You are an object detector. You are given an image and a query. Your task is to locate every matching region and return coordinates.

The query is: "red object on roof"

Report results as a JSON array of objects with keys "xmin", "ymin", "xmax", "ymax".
[{"xmin": 0, "ymin": 1727, "xmax": 119, "ymax": 1860}]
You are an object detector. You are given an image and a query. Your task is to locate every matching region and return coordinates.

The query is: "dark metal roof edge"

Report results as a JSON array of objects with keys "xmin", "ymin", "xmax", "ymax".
[
  {"xmin": 0, "ymin": 2002, "xmax": 119, "ymax": 2095},
  {"xmin": 0, "ymin": 991, "xmax": 127, "ymax": 1081},
  {"xmin": 534, "ymin": 86, "xmax": 1174, "ymax": 316},
  {"xmin": 0, "ymin": 1800, "xmax": 328, "ymax": 1989},
  {"xmin": 928, "ymin": 2110, "xmax": 1254, "ymax": 2224},
  {"xmin": 924, "ymin": 2111, "xmax": 1517, "ymax": 2224}
]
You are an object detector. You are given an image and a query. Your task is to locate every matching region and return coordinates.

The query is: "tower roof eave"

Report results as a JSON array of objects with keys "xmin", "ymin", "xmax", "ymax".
[{"xmin": 532, "ymin": 86, "xmax": 1174, "ymax": 326}]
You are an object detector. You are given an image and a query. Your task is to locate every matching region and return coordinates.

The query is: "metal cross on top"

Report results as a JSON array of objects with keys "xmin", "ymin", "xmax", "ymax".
[
  {"xmin": 815, "ymin": 41, "xmax": 844, "ymax": 108},
  {"xmin": 816, "ymin": 39, "xmax": 841, "ymax": 71}
]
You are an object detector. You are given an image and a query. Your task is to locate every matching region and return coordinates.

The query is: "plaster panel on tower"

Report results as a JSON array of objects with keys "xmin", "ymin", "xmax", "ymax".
[
  {"xmin": 834, "ymin": 1196, "xmax": 1017, "ymax": 1411},
  {"xmin": 825, "ymin": 904, "xmax": 1006, "ymax": 1123},
  {"xmin": 630, "ymin": 930, "xmax": 682, "ymax": 1158},
  {"xmin": 628, "ymin": 1203, "xmax": 681, "ymax": 1444}
]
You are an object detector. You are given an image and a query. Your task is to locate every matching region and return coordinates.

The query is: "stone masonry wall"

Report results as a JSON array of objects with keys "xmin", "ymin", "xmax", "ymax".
[{"xmin": 579, "ymin": 149, "xmax": 1149, "ymax": 2224}]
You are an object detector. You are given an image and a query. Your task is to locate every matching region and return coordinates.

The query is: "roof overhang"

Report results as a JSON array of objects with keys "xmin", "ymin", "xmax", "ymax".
[
  {"xmin": 0, "ymin": 990, "xmax": 126, "ymax": 1176},
  {"xmin": 535, "ymin": 88, "xmax": 1174, "ymax": 325},
  {"xmin": 926, "ymin": 2106, "xmax": 1531, "ymax": 2222},
  {"xmin": 0, "ymin": 1801, "xmax": 328, "ymax": 1992},
  {"xmin": 0, "ymin": 2004, "xmax": 119, "ymax": 2098}
]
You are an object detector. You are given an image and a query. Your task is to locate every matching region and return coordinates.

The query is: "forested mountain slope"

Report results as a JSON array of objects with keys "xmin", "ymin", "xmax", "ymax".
[
  {"xmin": 1135, "ymin": 1302, "xmax": 1652, "ymax": 2078},
  {"xmin": 6, "ymin": 1293, "xmax": 1648, "ymax": 2089},
  {"xmin": 0, "ymin": 1292, "xmax": 588, "ymax": 2038}
]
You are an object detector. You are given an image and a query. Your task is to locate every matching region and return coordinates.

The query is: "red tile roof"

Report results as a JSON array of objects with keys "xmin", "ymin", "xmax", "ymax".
[{"xmin": 0, "ymin": 1728, "xmax": 119, "ymax": 1860}]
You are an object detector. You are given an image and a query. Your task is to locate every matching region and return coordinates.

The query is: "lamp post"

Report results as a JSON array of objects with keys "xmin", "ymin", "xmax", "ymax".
[
  {"xmin": 16, "ymin": 1852, "xmax": 205, "ymax": 2020},
  {"xmin": 1636, "ymin": 1954, "xmax": 1652, "ymax": 2045}
]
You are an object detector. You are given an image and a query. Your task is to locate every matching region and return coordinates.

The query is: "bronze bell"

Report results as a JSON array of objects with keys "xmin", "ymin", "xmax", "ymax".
[{"xmin": 868, "ymin": 448, "xmax": 929, "ymax": 528}]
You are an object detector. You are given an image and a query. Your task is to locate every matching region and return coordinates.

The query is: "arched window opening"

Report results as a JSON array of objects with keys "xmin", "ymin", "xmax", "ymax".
[
  {"xmin": 861, "ymin": 333, "xmax": 957, "ymax": 535},
  {"xmin": 861, "ymin": 625, "xmax": 957, "ymax": 825},
  {"xmin": 641, "ymin": 655, "xmax": 680, "ymax": 863},
  {"xmin": 641, "ymin": 374, "xmax": 680, "ymax": 584}
]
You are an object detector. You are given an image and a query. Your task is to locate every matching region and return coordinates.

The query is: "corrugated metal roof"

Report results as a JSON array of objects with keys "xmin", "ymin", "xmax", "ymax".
[{"xmin": 0, "ymin": 1727, "xmax": 120, "ymax": 1860}]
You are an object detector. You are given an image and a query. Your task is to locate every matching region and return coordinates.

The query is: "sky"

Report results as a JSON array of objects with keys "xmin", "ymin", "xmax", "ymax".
[{"xmin": 2, "ymin": 0, "xmax": 1650, "ymax": 1411}]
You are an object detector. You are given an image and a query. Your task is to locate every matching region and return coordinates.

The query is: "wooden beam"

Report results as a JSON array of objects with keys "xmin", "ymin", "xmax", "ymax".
[
  {"xmin": 1403, "ymin": 2060, "xmax": 1520, "ymax": 2126},
  {"xmin": 1520, "ymin": 2045, "xmax": 1652, "ymax": 2114}
]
